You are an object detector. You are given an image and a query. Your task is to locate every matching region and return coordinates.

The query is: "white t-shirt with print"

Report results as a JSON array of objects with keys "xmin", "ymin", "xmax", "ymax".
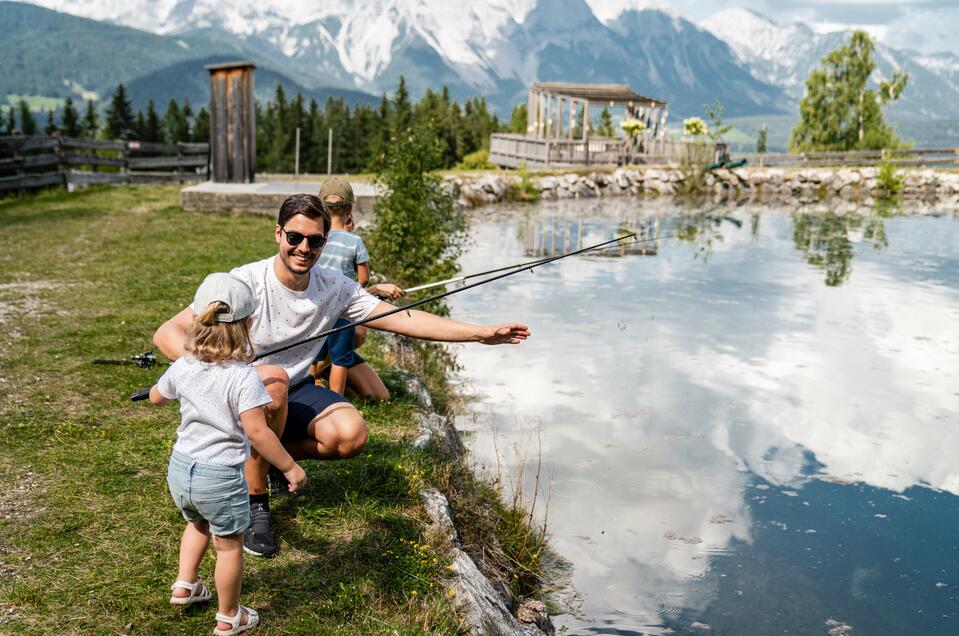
[
  {"xmin": 230, "ymin": 256, "xmax": 380, "ymax": 383},
  {"xmin": 157, "ymin": 357, "xmax": 272, "ymax": 465}
]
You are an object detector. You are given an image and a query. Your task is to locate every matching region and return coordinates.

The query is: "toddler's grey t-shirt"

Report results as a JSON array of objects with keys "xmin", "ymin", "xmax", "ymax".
[{"xmin": 157, "ymin": 357, "xmax": 271, "ymax": 465}]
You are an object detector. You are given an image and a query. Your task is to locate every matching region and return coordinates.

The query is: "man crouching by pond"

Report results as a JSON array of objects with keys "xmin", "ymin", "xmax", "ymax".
[{"xmin": 154, "ymin": 192, "xmax": 529, "ymax": 557}]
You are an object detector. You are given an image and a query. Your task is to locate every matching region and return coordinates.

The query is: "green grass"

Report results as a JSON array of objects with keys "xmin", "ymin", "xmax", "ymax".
[{"xmin": 0, "ymin": 185, "xmax": 514, "ymax": 634}]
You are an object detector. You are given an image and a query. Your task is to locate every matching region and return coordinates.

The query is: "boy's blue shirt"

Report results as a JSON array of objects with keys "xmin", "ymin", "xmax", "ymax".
[{"xmin": 317, "ymin": 230, "xmax": 369, "ymax": 281}]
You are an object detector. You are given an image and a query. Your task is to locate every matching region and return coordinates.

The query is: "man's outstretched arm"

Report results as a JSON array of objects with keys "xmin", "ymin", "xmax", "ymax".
[
  {"xmin": 153, "ymin": 306, "xmax": 195, "ymax": 361},
  {"xmin": 363, "ymin": 301, "xmax": 529, "ymax": 344}
]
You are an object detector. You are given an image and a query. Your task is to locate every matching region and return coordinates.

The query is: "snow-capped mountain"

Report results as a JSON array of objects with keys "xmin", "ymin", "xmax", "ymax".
[
  {"xmin": 14, "ymin": 0, "xmax": 959, "ymax": 119},
  {"xmin": 700, "ymin": 7, "xmax": 959, "ymax": 119},
  {"xmin": 21, "ymin": 0, "xmax": 785, "ymax": 116}
]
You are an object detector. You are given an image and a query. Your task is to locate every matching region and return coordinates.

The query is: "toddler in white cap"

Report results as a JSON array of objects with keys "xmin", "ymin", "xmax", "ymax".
[{"xmin": 147, "ymin": 272, "xmax": 306, "ymax": 635}]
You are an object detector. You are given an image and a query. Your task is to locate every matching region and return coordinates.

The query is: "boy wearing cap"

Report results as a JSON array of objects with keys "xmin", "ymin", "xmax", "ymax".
[
  {"xmin": 315, "ymin": 178, "xmax": 403, "ymax": 399},
  {"xmin": 153, "ymin": 192, "xmax": 530, "ymax": 558}
]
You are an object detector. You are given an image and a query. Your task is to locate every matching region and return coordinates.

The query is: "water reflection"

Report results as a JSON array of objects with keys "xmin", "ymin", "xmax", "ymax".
[
  {"xmin": 450, "ymin": 199, "xmax": 959, "ymax": 635},
  {"xmin": 792, "ymin": 211, "xmax": 889, "ymax": 286}
]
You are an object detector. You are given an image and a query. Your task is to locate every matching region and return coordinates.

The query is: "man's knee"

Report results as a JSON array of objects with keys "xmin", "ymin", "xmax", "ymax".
[
  {"xmin": 338, "ymin": 412, "xmax": 368, "ymax": 458},
  {"xmin": 328, "ymin": 408, "xmax": 367, "ymax": 458}
]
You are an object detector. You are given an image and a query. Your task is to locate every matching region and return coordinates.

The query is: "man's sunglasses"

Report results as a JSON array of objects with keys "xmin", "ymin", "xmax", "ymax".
[{"xmin": 281, "ymin": 227, "xmax": 327, "ymax": 249}]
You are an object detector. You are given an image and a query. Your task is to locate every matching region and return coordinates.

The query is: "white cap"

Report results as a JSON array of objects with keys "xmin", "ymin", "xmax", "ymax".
[{"xmin": 191, "ymin": 273, "xmax": 255, "ymax": 323}]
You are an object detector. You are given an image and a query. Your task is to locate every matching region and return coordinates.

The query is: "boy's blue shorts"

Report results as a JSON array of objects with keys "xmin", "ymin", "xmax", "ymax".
[{"xmin": 167, "ymin": 450, "xmax": 249, "ymax": 536}]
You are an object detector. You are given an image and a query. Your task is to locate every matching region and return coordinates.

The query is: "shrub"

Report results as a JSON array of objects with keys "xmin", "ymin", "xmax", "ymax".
[
  {"xmin": 366, "ymin": 125, "xmax": 468, "ymax": 289},
  {"xmin": 455, "ymin": 149, "xmax": 496, "ymax": 171}
]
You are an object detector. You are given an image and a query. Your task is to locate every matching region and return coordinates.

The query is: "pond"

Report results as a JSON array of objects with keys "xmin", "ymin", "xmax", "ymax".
[{"xmin": 448, "ymin": 198, "xmax": 959, "ymax": 635}]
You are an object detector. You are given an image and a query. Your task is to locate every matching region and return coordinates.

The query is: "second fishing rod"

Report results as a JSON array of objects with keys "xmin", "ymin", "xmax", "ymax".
[{"xmin": 131, "ymin": 230, "xmax": 652, "ymax": 401}]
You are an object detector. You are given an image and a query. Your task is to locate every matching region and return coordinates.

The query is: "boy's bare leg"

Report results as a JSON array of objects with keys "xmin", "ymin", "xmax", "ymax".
[
  {"xmin": 246, "ymin": 365, "xmax": 289, "ymax": 495},
  {"xmin": 287, "ymin": 403, "xmax": 369, "ymax": 460},
  {"xmin": 346, "ymin": 363, "xmax": 390, "ymax": 401},
  {"xmin": 173, "ymin": 520, "xmax": 211, "ymax": 599}
]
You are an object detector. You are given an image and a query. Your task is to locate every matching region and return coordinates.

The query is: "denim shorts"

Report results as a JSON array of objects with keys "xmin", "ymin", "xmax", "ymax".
[{"xmin": 167, "ymin": 451, "xmax": 250, "ymax": 537}]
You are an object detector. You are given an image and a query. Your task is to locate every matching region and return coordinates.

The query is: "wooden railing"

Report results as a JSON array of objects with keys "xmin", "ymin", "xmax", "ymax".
[
  {"xmin": 0, "ymin": 135, "xmax": 209, "ymax": 193},
  {"xmin": 738, "ymin": 147, "xmax": 959, "ymax": 169},
  {"xmin": 489, "ymin": 133, "xmax": 721, "ymax": 168}
]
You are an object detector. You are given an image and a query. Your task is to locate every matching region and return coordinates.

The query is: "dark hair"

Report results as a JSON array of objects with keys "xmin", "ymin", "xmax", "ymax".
[{"xmin": 277, "ymin": 193, "xmax": 330, "ymax": 233}]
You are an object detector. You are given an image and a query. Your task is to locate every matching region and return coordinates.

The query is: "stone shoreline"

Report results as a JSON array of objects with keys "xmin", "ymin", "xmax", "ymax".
[
  {"xmin": 448, "ymin": 166, "xmax": 959, "ymax": 208},
  {"xmin": 385, "ymin": 334, "xmax": 552, "ymax": 636}
]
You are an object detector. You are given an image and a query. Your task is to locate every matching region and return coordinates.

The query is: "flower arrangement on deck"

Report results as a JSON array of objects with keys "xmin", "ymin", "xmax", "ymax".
[
  {"xmin": 683, "ymin": 117, "xmax": 709, "ymax": 137},
  {"xmin": 620, "ymin": 118, "xmax": 646, "ymax": 137}
]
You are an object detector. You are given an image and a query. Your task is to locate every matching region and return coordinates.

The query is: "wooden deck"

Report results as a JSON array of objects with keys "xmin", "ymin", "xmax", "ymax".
[{"xmin": 489, "ymin": 133, "xmax": 719, "ymax": 168}]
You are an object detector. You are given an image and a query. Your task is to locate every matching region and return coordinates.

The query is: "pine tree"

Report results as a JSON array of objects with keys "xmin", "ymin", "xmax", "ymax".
[
  {"xmin": 598, "ymin": 106, "xmax": 614, "ymax": 137},
  {"xmin": 163, "ymin": 99, "xmax": 191, "ymax": 143},
  {"xmin": 192, "ymin": 107, "xmax": 210, "ymax": 143},
  {"xmin": 18, "ymin": 100, "xmax": 37, "ymax": 135},
  {"xmin": 134, "ymin": 110, "xmax": 146, "ymax": 140},
  {"xmin": 105, "ymin": 84, "xmax": 135, "ymax": 139},
  {"xmin": 82, "ymin": 100, "xmax": 99, "ymax": 139},
  {"xmin": 61, "ymin": 97, "xmax": 81, "ymax": 137},
  {"xmin": 392, "ymin": 76, "xmax": 412, "ymax": 132},
  {"xmin": 757, "ymin": 124, "xmax": 768, "ymax": 153},
  {"xmin": 44, "ymin": 109, "xmax": 58, "ymax": 135},
  {"xmin": 182, "ymin": 99, "xmax": 194, "ymax": 140},
  {"xmin": 145, "ymin": 100, "xmax": 162, "ymax": 142},
  {"xmin": 509, "ymin": 103, "xmax": 528, "ymax": 134},
  {"xmin": 790, "ymin": 31, "xmax": 907, "ymax": 151},
  {"xmin": 4, "ymin": 108, "xmax": 15, "ymax": 135}
]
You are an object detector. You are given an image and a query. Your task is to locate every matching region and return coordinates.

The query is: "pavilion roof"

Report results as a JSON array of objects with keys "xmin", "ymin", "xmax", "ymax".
[{"xmin": 530, "ymin": 82, "xmax": 666, "ymax": 107}]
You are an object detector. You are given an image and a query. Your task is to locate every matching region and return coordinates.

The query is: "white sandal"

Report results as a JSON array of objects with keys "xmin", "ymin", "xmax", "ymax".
[
  {"xmin": 169, "ymin": 578, "xmax": 212, "ymax": 606},
  {"xmin": 213, "ymin": 605, "xmax": 259, "ymax": 636}
]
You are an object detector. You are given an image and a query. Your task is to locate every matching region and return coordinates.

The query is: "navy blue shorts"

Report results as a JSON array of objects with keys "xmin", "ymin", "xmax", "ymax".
[{"xmin": 283, "ymin": 380, "xmax": 351, "ymax": 442}]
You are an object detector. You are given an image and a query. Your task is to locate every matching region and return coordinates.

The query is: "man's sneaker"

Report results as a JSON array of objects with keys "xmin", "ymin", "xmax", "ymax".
[
  {"xmin": 243, "ymin": 500, "xmax": 277, "ymax": 558},
  {"xmin": 268, "ymin": 467, "xmax": 294, "ymax": 499}
]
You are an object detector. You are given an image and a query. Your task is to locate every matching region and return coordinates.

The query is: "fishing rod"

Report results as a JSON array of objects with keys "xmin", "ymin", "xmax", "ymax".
[
  {"xmin": 403, "ymin": 255, "xmax": 556, "ymax": 293},
  {"xmin": 403, "ymin": 240, "xmax": 641, "ymax": 294},
  {"xmin": 130, "ymin": 231, "xmax": 649, "ymax": 401},
  {"xmin": 92, "ymin": 351, "xmax": 165, "ymax": 368}
]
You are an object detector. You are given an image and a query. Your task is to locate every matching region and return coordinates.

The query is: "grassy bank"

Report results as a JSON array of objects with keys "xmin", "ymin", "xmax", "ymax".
[{"xmin": 0, "ymin": 185, "xmax": 546, "ymax": 634}]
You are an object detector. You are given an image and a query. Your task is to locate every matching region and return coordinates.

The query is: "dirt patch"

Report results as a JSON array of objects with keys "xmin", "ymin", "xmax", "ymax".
[
  {"xmin": 0, "ymin": 470, "xmax": 46, "ymax": 524},
  {"xmin": 0, "ymin": 467, "xmax": 46, "ymax": 601},
  {"xmin": 0, "ymin": 280, "xmax": 67, "ymax": 332}
]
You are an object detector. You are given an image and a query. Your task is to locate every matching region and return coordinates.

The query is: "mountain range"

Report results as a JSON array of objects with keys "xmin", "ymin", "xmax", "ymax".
[{"xmin": 6, "ymin": 0, "xmax": 959, "ymax": 124}]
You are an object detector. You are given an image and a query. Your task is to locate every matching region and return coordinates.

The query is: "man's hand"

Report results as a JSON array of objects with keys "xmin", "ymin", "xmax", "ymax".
[
  {"xmin": 476, "ymin": 323, "xmax": 531, "ymax": 345},
  {"xmin": 368, "ymin": 283, "xmax": 404, "ymax": 300},
  {"xmin": 284, "ymin": 464, "xmax": 308, "ymax": 492}
]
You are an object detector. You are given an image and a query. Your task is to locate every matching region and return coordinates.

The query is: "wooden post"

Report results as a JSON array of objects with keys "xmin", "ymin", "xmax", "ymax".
[
  {"xmin": 544, "ymin": 95, "xmax": 551, "ymax": 138},
  {"xmin": 327, "ymin": 128, "xmax": 333, "ymax": 175},
  {"xmin": 294, "ymin": 127, "xmax": 300, "ymax": 177},
  {"xmin": 527, "ymin": 88, "xmax": 536, "ymax": 136},
  {"xmin": 582, "ymin": 99, "xmax": 589, "ymax": 141},
  {"xmin": 557, "ymin": 98, "xmax": 564, "ymax": 139},
  {"xmin": 206, "ymin": 61, "xmax": 255, "ymax": 183},
  {"xmin": 176, "ymin": 142, "xmax": 184, "ymax": 183}
]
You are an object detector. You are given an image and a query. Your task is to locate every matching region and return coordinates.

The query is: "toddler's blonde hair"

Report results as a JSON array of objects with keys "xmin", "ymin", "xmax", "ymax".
[{"xmin": 185, "ymin": 301, "xmax": 254, "ymax": 363}]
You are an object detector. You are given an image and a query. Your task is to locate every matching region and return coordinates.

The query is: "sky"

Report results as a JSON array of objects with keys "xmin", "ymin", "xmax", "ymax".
[
  {"xmin": 586, "ymin": 0, "xmax": 959, "ymax": 56},
  {"xmin": 685, "ymin": 0, "xmax": 959, "ymax": 56}
]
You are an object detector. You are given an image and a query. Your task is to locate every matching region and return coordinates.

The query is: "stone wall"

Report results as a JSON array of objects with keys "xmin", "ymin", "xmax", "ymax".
[{"xmin": 446, "ymin": 167, "xmax": 959, "ymax": 209}]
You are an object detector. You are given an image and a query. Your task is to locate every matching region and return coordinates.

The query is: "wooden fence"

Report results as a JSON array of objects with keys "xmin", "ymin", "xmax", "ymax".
[
  {"xmin": 0, "ymin": 135, "xmax": 209, "ymax": 193},
  {"xmin": 739, "ymin": 147, "xmax": 959, "ymax": 169},
  {"xmin": 489, "ymin": 133, "xmax": 722, "ymax": 168}
]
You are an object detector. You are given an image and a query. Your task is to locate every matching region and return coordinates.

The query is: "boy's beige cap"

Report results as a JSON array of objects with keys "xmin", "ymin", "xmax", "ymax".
[
  {"xmin": 319, "ymin": 178, "xmax": 354, "ymax": 208},
  {"xmin": 192, "ymin": 273, "xmax": 255, "ymax": 323}
]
